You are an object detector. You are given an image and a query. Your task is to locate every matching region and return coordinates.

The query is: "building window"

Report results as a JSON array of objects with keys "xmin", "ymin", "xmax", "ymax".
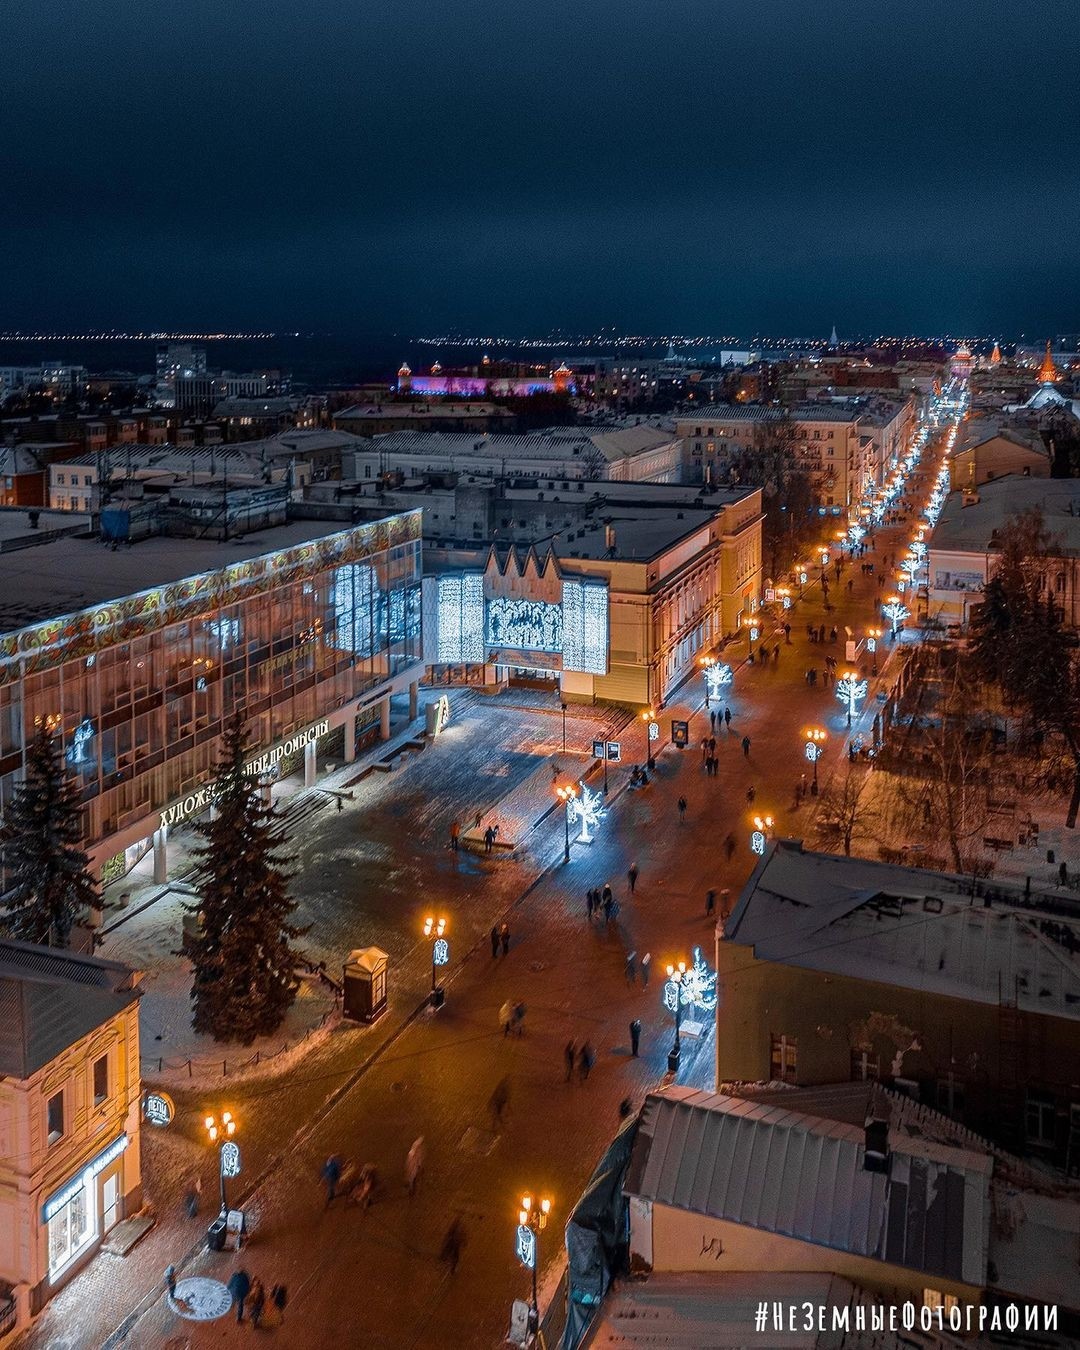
[
  {"xmin": 851, "ymin": 1049, "xmax": 879, "ymax": 1081},
  {"xmin": 47, "ymin": 1179, "xmax": 97, "ymax": 1280},
  {"xmin": 57, "ymin": 474, "xmax": 66, "ymax": 485},
  {"xmin": 923, "ymin": 1289, "xmax": 958, "ymax": 1314},
  {"xmin": 770, "ymin": 1033, "xmax": 797, "ymax": 1084},
  {"xmin": 1025, "ymin": 1093, "xmax": 1056, "ymax": 1148},
  {"xmin": 936, "ymin": 1076, "xmax": 965, "ymax": 1118},
  {"xmin": 93, "ymin": 1054, "xmax": 109, "ymax": 1106},
  {"xmin": 47, "ymin": 1090, "xmax": 65, "ymax": 1144}
]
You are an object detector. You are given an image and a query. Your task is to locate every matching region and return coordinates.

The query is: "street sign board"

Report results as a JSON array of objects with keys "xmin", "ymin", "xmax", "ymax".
[
  {"xmin": 592, "ymin": 739, "xmax": 605, "ymax": 759},
  {"xmin": 143, "ymin": 1090, "xmax": 175, "ymax": 1127},
  {"xmin": 606, "ymin": 741, "xmax": 621, "ymax": 762},
  {"xmin": 671, "ymin": 720, "xmax": 689, "ymax": 747}
]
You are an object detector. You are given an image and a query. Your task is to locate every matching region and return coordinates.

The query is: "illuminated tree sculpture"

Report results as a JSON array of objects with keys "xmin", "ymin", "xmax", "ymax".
[
  {"xmin": 567, "ymin": 783, "xmax": 605, "ymax": 844},
  {"xmin": 704, "ymin": 662, "xmax": 733, "ymax": 702},
  {"xmin": 882, "ymin": 599, "xmax": 910, "ymax": 637},
  {"xmin": 662, "ymin": 946, "xmax": 718, "ymax": 1015},
  {"xmin": 836, "ymin": 673, "xmax": 868, "ymax": 725}
]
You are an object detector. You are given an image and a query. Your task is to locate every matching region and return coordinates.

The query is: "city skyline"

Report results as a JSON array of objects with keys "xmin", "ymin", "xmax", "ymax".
[{"xmin": 3, "ymin": 0, "xmax": 1078, "ymax": 335}]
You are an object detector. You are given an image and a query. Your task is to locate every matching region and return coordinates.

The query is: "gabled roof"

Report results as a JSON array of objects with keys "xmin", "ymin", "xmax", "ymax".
[
  {"xmin": 0, "ymin": 938, "xmax": 141, "ymax": 1078},
  {"xmin": 625, "ymin": 1086, "xmax": 989, "ymax": 1286}
]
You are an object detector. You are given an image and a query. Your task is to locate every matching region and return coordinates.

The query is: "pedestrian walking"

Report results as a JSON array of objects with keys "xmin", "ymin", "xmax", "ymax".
[
  {"xmin": 322, "ymin": 1155, "xmax": 342, "ymax": 1206},
  {"xmin": 406, "ymin": 1136, "xmax": 425, "ymax": 1196},
  {"xmin": 724, "ymin": 707, "xmax": 731, "ymax": 729},
  {"xmin": 1060, "ymin": 860, "xmax": 1069, "ymax": 886},
  {"xmin": 625, "ymin": 950, "xmax": 637, "ymax": 984},
  {"xmin": 706, "ymin": 888, "xmax": 716, "ymax": 916},
  {"xmin": 628, "ymin": 862, "xmax": 638, "ymax": 893},
  {"xmin": 271, "ymin": 1285, "xmax": 288, "ymax": 1324},
  {"xmin": 449, "ymin": 820, "xmax": 460, "ymax": 851},
  {"xmin": 500, "ymin": 1000, "xmax": 514, "ymax": 1036},
  {"xmin": 513, "ymin": 1001, "xmax": 526, "ymax": 1035},
  {"xmin": 619, "ymin": 1096, "xmax": 634, "ymax": 1119},
  {"xmin": 701, "ymin": 736, "xmax": 709, "ymax": 763},
  {"xmin": 441, "ymin": 1217, "xmax": 467, "ymax": 1274},
  {"xmin": 227, "ymin": 1269, "xmax": 251, "ymax": 1323},
  {"xmin": 578, "ymin": 1042, "xmax": 595, "ymax": 1081},
  {"xmin": 602, "ymin": 882, "xmax": 613, "ymax": 907},
  {"xmin": 586, "ymin": 889, "xmax": 595, "ymax": 920},
  {"xmin": 630, "ymin": 1019, "xmax": 641, "ymax": 1057},
  {"xmin": 742, "ymin": 735, "xmax": 751, "ymax": 758},
  {"xmin": 677, "ymin": 795, "xmax": 687, "ymax": 822},
  {"xmin": 489, "ymin": 1077, "xmax": 510, "ymax": 1127},
  {"xmin": 773, "ymin": 644, "xmax": 780, "ymax": 664},
  {"xmin": 710, "ymin": 709, "xmax": 717, "ymax": 732},
  {"xmin": 709, "ymin": 736, "xmax": 717, "ymax": 756},
  {"xmin": 500, "ymin": 922, "xmax": 510, "ymax": 956},
  {"xmin": 249, "ymin": 1277, "xmax": 266, "ymax": 1329},
  {"xmin": 183, "ymin": 1176, "xmax": 201, "ymax": 1219},
  {"xmin": 641, "ymin": 952, "xmax": 651, "ymax": 987},
  {"xmin": 564, "ymin": 1040, "xmax": 576, "ymax": 1081},
  {"xmin": 746, "ymin": 785, "xmax": 756, "ymax": 805},
  {"xmin": 165, "ymin": 1265, "xmax": 177, "ymax": 1299},
  {"xmin": 724, "ymin": 833, "xmax": 736, "ymax": 861},
  {"xmin": 784, "ymin": 623, "xmax": 791, "ymax": 643},
  {"xmin": 484, "ymin": 825, "xmax": 495, "ymax": 854},
  {"xmin": 490, "ymin": 925, "xmax": 499, "ymax": 958},
  {"xmin": 603, "ymin": 892, "xmax": 614, "ymax": 924}
]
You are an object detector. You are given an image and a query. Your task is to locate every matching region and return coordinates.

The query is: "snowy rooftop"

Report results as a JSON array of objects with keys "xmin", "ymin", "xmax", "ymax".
[
  {"xmin": 0, "ymin": 513, "xmax": 412, "ymax": 635},
  {"xmin": 726, "ymin": 841, "xmax": 1080, "ymax": 1022},
  {"xmin": 930, "ymin": 477, "xmax": 1080, "ymax": 557},
  {"xmin": 347, "ymin": 425, "xmax": 677, "ymax": 465}
]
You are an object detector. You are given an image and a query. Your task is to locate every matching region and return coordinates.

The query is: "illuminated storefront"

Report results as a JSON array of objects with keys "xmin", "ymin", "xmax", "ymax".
[{"xmin": 0, "ymin": 510, "xmax": 423, "ymax": 880}]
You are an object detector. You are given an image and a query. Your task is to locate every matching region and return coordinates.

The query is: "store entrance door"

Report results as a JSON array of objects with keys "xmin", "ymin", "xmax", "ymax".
[{"xmin": 102, "ymin": 1174, "xmax": 119, "ymax": 1233}]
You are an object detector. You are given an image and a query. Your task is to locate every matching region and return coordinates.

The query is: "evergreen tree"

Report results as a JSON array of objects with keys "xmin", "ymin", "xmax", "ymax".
[
  {"xmin": 185, "ymin": 714, "xmax": 305, "ymax": 1043},
  {"xmin": 0, "ymin": 725, "xmax": 99, "ymax": 945}
]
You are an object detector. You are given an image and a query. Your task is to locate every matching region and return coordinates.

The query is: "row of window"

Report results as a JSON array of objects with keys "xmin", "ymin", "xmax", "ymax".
[
  {"xmin": 47, "ymin": 1053, "xmax": 110, "ymax": 1146},
  {"xmin": 54, "ymin": 474, "xmax": 94, "ymax": 486}
]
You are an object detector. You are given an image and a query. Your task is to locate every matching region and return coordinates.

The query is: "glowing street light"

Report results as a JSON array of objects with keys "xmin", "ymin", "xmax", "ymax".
[
  {"xmin": 804, "ymin": 726, "xmax": 826, "ymax": 794},
  {"xmin": 665, "ymin": 961, "xmax": 686, "ymax": 1072},
  {"xmin": 836, "ymin": 671, "xmax": 868, "ymax": 726},
  {"xmin": 555, "ymin": 782, "xmax": 577, "ymax": 863},
  {"xmin": 423, "ymin": 914, "xmax": 448, "ymax": 1008},
  {"xmin": 750, "ymin": 813, "xmax": 774, "ymax": 855},
  {"xmin": 517, "ymin": 1193, "xmax": 552, "ymax": 1328},
  {"xmin": 204, "ymin": 1110, "xmax": 239, "ymax": 1216},
  {"xmin": 641, "ymin": 708, "xmax": 657, "ymax": 771}
]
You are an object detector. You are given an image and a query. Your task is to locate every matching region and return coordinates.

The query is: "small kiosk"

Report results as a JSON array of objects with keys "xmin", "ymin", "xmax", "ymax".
[{"xmin": 343, "ymin": 947, "xmax": 389, "ymax": 1024}]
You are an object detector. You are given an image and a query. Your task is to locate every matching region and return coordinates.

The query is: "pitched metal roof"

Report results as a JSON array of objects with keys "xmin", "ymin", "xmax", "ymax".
[
  {"xmin": 0, "ymin": 939, "xmax": 141, "ymax": 1078},
  {"xmin": 625, "ymin": 1087, "xmax": 989, "ymax": 1287}
]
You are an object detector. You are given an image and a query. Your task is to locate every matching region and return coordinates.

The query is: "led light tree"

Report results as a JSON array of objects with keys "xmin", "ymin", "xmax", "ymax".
[
  {"xmin": 567, "ymin": 783, "xmax": 605, "ymax": 844},
  {"xmin": 882, "ymin": 598, "xmax": 910, "ymax": 638},
  {"xmin": 662, "ymin": 946, "xmax": 718, "ymax": 1015},
  {"xmin": 836, "ymin": 672, "xmax": 868, "ymax": 725},
  {"xmin": 704, "ymin": 662, "xmax": 733, "ymax": 702}
]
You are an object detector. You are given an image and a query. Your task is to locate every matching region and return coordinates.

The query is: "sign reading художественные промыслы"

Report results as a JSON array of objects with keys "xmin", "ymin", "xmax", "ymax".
[{"xmin": 157, "ymin": 718, "xmax": 329, "ymax": 831}]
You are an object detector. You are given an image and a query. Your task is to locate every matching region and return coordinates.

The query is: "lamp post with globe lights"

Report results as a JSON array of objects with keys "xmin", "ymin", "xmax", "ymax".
[
  {"xmin": 804, "ymin": 726, "xmax": 826, "ymax": 795},
  {"xmin": 555, "ymin": 783, "xmax": 577, "ymax": 863},
  {"xmin": 517, "ymin": 1193, "xmax": 552, "ymax": 1330},
  {"xmin": 204, "ymin": 1110, "xmax": 239, "ymax": 1216},
  {"xmin": 423, "ymin": 914, "xmax": 448, "ymax": 1008},
  {"xmin": 665, "ymin": 961, "xmax": 686, "ymax": 1072}
]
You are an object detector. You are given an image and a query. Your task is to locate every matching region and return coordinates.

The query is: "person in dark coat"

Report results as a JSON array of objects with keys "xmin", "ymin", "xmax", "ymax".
[
  {"xmin": 441, "ymin": 1216, "xmax": 467, "ymax": 1273},
  {"xmin": 490, "ymin": 925, "xmax": 499, "ymax": 958},
  {"xmin": 500, "ymin": 922, "xmax": 510, "ymax": 956},
  {"xmin": 322, "ymin": 1155, "xmax": 342, "ymax": 1205},
  {"xmin": 164, "ymin": 1265, "xmax": 177, "ymax": 1298},
  {"xmin": 578, "ymin": 1041, "xmax": 595, "ymax": 1081},
  {"xmin": 271, "ymin": 1285, "xmax": 288, "ymax": 1323},
  {"xmin": 627, "ymin": 863, "xmax": 638, "ymax": 893},
  {"xmin": 564, "ymin": 1040, "xmax": 576, "ymax": 1081},
  {"xmin": 227, "ymin": 1268, "xmax": 251, "ymax": 1322},
  {"xmin": 249, "ymin": 1277, "xmax": 266, "ymax": 1329},
  {"xmin": 629, "ymin": 1019, "xmax": 641, "ymax": 1057},
  {"xmin": 724, "ymin": 707, "xmax": 731, "ymax": 728}
]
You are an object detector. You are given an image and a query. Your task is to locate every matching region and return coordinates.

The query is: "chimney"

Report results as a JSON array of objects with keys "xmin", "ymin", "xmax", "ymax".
[{"xmin": 863, "ymin": 1118, "xmax": 889, "ymax": 1173}]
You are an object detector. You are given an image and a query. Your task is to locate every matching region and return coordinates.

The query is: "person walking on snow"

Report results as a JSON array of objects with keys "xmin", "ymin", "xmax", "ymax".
[
  {"xmin": 406, "ymin": 1136, "xmax": 425, "ymax": 1196},
  {"xmin": 628, "ymin": 862, "xmax": 638, "ymax": 893},
  {"xmin": 564, "ymin": 1040, "xmax": 576, "ymax": 1081},
  {"xmin": 677, "ymin": 796, "xmax": 687, "ymax": 822},
  {"xmin": 490, "ymin": 925, "xmax": 499, "ymax": 958},
  {"xmin": 724, "ymin": 707, "xmax": 731, "ymax": 729},
  {"xmin": 742, "ymin": 735, "xmax": 751, "ymax": 757}
]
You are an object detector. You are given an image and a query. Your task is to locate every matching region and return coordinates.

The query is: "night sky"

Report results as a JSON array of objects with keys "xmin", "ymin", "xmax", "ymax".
[{"xmin": 4, "ymin": 0, "xmax": 1078, "ymax": 337}]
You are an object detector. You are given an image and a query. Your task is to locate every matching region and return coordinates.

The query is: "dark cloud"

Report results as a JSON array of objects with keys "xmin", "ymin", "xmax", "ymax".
[{"xmin": 3, "ymin": 0, "xmax": 1077, "ymax": 334}]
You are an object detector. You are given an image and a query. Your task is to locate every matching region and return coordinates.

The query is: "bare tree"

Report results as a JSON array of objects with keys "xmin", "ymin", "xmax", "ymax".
[{"xmin": 815, "ymin": 763, "xmax": 878, "ymax": 857}]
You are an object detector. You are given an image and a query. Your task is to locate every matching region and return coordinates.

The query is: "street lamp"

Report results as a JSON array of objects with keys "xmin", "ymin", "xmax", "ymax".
[
  {"xmin": 517, "ymin": 1193, "xmax": 552, "ymax": 1330},
  {"xmin": 423, "ymin": 914, "xmax": 448, "ymax": 1008},
  {"xmin": 560, "ymin": 701, "xmax": 567, "ymax": 753},
  {"xmin": 665, "ymin": 961, "xmax": 686, "ymax": 1072},
  {"xmin": 204, "ymin": 1110, "xmax": 239, "ymax": 1216},
  {"xmin": 751, "ymin": 814, "xmax": 774, "ymax": 855},
  {"xmin": 700, "ymin": 655, "xmax": 715, "ymax": 706},
  {"xmin": 641, "ymin": 708, "xmax": 657, "ymax": 772},
  {"xmin": 555, "ymin": 783, "xmax": 577, "ymax": 863},
  {"xmin": 804, "ymin": 726, "xmax": 826, "ymax": 795}
]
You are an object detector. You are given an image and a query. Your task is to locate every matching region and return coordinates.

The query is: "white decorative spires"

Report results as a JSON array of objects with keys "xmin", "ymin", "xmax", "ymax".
[{"xmin": 828, "ymin": 324, "xmax": 839, "ymax": 350}]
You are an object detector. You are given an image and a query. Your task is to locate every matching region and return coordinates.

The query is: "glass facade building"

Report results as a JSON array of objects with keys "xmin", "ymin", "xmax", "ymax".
[{"xmin": 0, "ymin": 510, "xmax": 422, "ymax": 876}]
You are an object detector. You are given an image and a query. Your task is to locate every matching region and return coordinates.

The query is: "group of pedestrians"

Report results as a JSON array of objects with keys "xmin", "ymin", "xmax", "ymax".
[
  {"xmin": 490, "ymin": 922, "xmax": 511, "ymax": 956},
  {"xmin": 700, "ymin": 734, "xmax": 721, "ymax": 776},
  {"xmin": 166, "ymin": 1264, "xmax": 288, "ymax": 1329},
  {"xmin": 563, "ymin": 1038, "xmax": 596, "ymax": 1082},
  {"xmin": 586, "ymin": 882, "xmax": 618, "ymax": 923},
  {"xmin": 708, "ymin": 706, "xmax": 733, "ymax": 732}
]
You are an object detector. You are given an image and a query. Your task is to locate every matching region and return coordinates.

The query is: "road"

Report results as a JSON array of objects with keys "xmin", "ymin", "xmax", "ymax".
[{"xmin": 21, "ymin": 411, "xmax": 954, "ymax": 1350}]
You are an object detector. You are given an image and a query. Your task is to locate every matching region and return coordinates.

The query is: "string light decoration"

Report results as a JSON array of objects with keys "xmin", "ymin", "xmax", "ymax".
[
  {"xmin": 836, "ymin": 672, "xmax": 868, "ymax": 723},
  {"xmin": 436, "ymin": 573, "xmax": 485, "ymax": 663},
  {"xmin": 562, "ymin": 579, "xmax": 609, "ymax": 675},
  {"xmin": 662, "ymin": 946, "xmax": 718, "ymax": 1014},
  {"xmin": 704, "ymin": 662, "xmax": 733, "ymax": 701},
  {"xmin": 567, "ymin": 783, "xmax": 605, "ymax": 843}
]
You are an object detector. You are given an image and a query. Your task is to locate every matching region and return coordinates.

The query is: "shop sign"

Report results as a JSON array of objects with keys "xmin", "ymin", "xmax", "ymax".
[
  {"xmin": 606, "ymin": 741, "xmax": 621, "ymax": 762},
  {"xmin": 670, "ymin": 720, "xmax": 689, "ymax": 748},
  {"xmin": 143, "ymin": 1089, "xmax": 175, "ymax": 1127},
  {"xmin": 515, "ymin": 1223, "xmax": 536, "ymax": 1269},
  {"xmin": 158, "ymin": 719, "xmax": 330, "ymax": 829},
  {"xmin": 43, "ymin": 1134, "xmax": 128, "ymax": 1221}
]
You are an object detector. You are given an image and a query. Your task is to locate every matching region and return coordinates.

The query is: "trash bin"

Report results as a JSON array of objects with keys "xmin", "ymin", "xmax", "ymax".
[{"xmin": 207, "ymin": 1216, "xmax": 227, "ymax": 1252}]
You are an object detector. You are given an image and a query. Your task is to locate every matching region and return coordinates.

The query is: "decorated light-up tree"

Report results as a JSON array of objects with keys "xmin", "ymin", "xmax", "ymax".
[
  {"xmin": 882, "ymin": 598, "xmax": 910, "ymax": 638},
  {"xmin": 835, "ymin": 672, "xmax": 868, "ymax": 725},
  {"xmin": 567, "ymin": 783, "xmax": 605, "ymax": 844},
  {"xmin": 704, "ymin": 662, "xmax": 733, "ymax": 703},
  {"xmin": 662, "ymin": 946, "xmax": 718, "ymax": 1015}
]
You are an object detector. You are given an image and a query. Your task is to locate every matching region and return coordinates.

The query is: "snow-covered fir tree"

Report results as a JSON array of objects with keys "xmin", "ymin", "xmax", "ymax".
[
  {"xmin": 0, "ymin": 725, "xmax": 99, "ymax": 945},
  {"xmin": 185, "ymin": 714, "xmax": 306, "ymax": 1044}
]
